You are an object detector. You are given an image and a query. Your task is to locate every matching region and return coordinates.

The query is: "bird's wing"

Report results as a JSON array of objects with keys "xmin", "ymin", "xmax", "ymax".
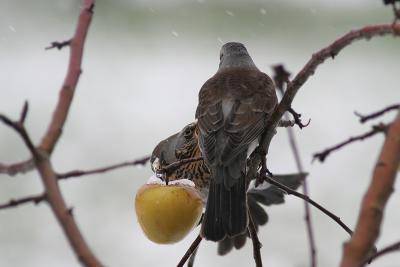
[
  {"xmin": 195, "ymin": 78, "xmax": 224, "ymax": 164},
  {"xmin": 196, "ymin": 70, "xmax": 277, "ymax": 166}
]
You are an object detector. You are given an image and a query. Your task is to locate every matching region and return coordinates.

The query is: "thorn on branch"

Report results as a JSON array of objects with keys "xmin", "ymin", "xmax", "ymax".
[
  {"xmin": 88, "ymin": 3, "xmax": 95, "ymax": 13},
  {"xmin": 45, "ymin": 39, "xmax": 71, "ymax": 50},
  {"xmin": 313, "ymin": 123, "xmax": 388, "ymax": 163},
  {"xmin": 288, "ymin": 107, "xmax": 311, "ymax": 129},
  {"xmin": 68, "ymin": 207, "xmax": 74, "ymax": 216},
  {"xmin": 355, "ymin": 104, "xmax": 400, "ymax": 123}
]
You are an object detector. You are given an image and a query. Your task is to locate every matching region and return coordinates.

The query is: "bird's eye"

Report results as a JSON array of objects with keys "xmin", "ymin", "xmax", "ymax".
[
  {"xmin": 219, "ymin": 52, "xmax": 223, "ymax": 60},
  {"xmin": 183, "ymin": 127, "xmax": 193, "ymax": 139}
]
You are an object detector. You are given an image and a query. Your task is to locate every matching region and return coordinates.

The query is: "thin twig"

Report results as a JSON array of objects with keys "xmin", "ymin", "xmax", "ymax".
[
  {"xmin": 273, "ymin": 65, "xmax": 317, "ymax": 267},
  {"xmin": 286, "ymin": 126, "xmax": 317, "ymax": 267},
  {"xmin": 1, "ymin": 104, "xmax": 103, "ymax": 267},
  {"xmin": 281, "ymin": 89, "xmax": 317, "ymax": 266},
  {"xmin": 57, "ymin": 156, "xmax": 150, "ymax": 179},
  {"xmin": 248, "ymin": 210, "xmax": 263, "ymax": 267},
  {"xmin": 264, "ymin": 174, "xmax": 353, "ymax": 236},
  {"xmin": 288, "ymin": 107, "xmax": 311, "ymax": 129},
  {"xmin": 0, "ymin": 104, "xmax": 37, "ymax": 157},
  {"xmin": 0, "ymin": 160, "xmax": 35, "ymax": 176},
  {"xmin": 1, "ymin": 1, "xmax": 98, "ymax": 178},
  {"xmin": 1, "ymin": 1, "xmax": 102, "ymax": 266},
  {"xmin": 355, "ymin": 104, "xmax": 400, "ymax": 123},
  {"xmin": 361, "ymin": 240, "xmax": 400, "ymax": 266},
  {"xmin": 0, "ymin": 193, "xmax": 46, "ymax": 210},
  {"xmin": 38, "ymin": 1, "xmax": 94, "ymax": 155},
  {"xmin": 187, "ymin": 246, "xmax": 199, "ymax": 267},
  {"xmin": 19, "ymin": 101, "xmax": 29, "ymax": 124},
  {"xmin": 45, "ymin": 39, "xmax": 72, "ymax": 50},
  {"xmin": 177, "ymin": 235, "xmax": 202, "ymax": 267},
  {"xmin": 248, "ymin": 23, "xmax": 400, "ymax": 208},
  {"xmin": 313, "ymin": 123, "xmax": 388, "ymax": 163},
  {"xmin": 340, "ymin": 111, "xmax": 400, "ymax": 267}
]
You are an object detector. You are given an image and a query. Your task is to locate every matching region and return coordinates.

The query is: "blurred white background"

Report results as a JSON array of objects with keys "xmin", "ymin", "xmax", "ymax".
[{"xmin": 0, "ymin": 0, "xmax": 399, "ymax": 266}]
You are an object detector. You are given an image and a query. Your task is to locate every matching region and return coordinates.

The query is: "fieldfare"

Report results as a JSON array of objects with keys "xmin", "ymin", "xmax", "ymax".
[
  {"xmin": 151, "ymin": 122, "xmax": 306, "ymax": 255},
  {"xmin": 195, "ymin": 42, "xmax": 278, "ymax": 241}
]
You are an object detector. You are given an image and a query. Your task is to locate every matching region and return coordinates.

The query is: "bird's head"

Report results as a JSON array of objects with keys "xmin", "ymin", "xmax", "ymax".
[
  {"xmin": 150, "ymin": 132, "xmax": 179, "ymax": 173},
  {"xmin": 150, "ymin": 122, "xmax": 199, "ymax": 173},
  {"xmin": 218, "ymin": 42, "xmax": 257, "ymax": 71}
]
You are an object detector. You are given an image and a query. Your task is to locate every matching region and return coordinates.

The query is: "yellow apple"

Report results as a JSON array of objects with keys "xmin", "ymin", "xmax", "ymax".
[{"xmin": 135, "ymin": 183, "xmax": 203, "ymax": 244}]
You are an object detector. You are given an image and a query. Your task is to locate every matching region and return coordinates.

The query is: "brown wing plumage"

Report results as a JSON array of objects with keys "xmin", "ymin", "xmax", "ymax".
[
  {"xmin": 197, "ymin": 68, "xmax": 277, "ymax": 241},
  {"xmin": 196, "ymin": 68, "xmax": 277, "ymax": 171}
]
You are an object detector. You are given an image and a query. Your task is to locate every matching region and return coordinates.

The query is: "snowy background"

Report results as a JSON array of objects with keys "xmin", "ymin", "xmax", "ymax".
[{"xmin": 1, "ymin": 0, "xmax": 399, "ymax": 266}]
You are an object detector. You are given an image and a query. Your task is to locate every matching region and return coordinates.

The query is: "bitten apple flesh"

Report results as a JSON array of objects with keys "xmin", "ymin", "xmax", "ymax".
[{"xmin": 135, "ymin": 179, "xmax": 203, "ymax": 244}]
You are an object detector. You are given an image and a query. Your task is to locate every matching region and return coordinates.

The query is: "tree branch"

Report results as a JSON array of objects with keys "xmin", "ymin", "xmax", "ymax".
[
  {"xmin": 1, "ymin": 0, "xmax": 97, "ymax": 177},
  {"xmin": 249, "ymin": 23, "xmax": 400, "ymax": 196},
  {"xmin": 177, "ymin": 235, "xmax": 202, "ymax": 267},
  {"xmin": 355, "ymin": 104, "xmax": 400, "ymax": 123},
  {"xmin": 248, "ymin": 210, "xmax": 263, "ymax": 267},
  {"xmin": 273, "ymin": 65, "xmax": 317, "ymax": 267},
  {"xmin": 313, "ymin": 123, "xmax": 388, "ymax": 163},
  {"xmin": 340, "ymin": 110, "xmax": 400, "ymax": 267},
  {"xmin": 39, "ymin": 0, "xmax": 94, "ymax": 155},
  {"xmin": 57, "ymin": 156, "xmax": 150, "ymax": 179},
  {"xmin": 1, "ymin": 1, "xmax": 103, "ymax": 266},
  {"xmin": 264, "ymin": 175, "xmax": 353, "ymax": 236},
  {"xmin": 361, "ymin": 240, "xmax": 400, "ymax": 266},
  {"xmin": 45, "ymin": 39, "xmax": 72, "ymax": 50},
  {"xmin": 1, "ymin": 108, "xmax": 103, "ymax": 266},
  {"xmin": 0, "ymin": 193, "xmax": 46, "ymax": 210},
  {"xmin": 187, "ymin": 245, "xmax": 199, "ymax": 267},
  {"xmin": 0, "ymin": 160, "xmax": 35, "ymax": 176}
]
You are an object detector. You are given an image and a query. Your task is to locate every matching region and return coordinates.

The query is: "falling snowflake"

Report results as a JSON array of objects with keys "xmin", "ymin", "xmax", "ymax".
[
  {"xmin": 225, "ymin": 10, "xmax": 234, "ymax": 16},
  {"xmin": 8, "ymin": 25, "xmax": 16, "ymax": 32}
]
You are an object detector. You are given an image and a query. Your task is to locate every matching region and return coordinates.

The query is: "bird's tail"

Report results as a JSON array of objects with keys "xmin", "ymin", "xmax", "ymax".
[
  {"xmin": 217, "ymin": 172, "xmax": 307, "ymax": 255},
  {"xmin": 217, "ymin": 194, "xmax": 267, "ymax": 255},
  {"xmin": 201, "ymin": 166, "xmax": 248, "ymax": 242}
]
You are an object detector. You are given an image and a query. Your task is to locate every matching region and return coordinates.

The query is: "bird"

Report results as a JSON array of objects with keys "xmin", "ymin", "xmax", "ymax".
[
  {"xmin": 151, "ymin": 122, "xmax": 210, "ymax": 201},
  {"xmin": 150, "ymin": 122, "xmax": 306, "ymax": 255},
  {"xmin": 195, "ymin": 42, "xmax": 278, "ymax": 241}
]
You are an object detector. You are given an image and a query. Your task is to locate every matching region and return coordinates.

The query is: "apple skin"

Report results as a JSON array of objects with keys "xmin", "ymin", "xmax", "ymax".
[{"xmin": 135, "ymin": 183, "xmax": 203, "ymax": 244}]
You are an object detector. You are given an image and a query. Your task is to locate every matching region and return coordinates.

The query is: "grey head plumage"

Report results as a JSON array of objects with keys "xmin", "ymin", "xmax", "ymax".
[
  {"xmin": 150, "ymin": 122, "xmax": 197, "ymax": 172},
  {"xmin": 218, "ymin": 42, "xmax": 258, "ymax": 71}
]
